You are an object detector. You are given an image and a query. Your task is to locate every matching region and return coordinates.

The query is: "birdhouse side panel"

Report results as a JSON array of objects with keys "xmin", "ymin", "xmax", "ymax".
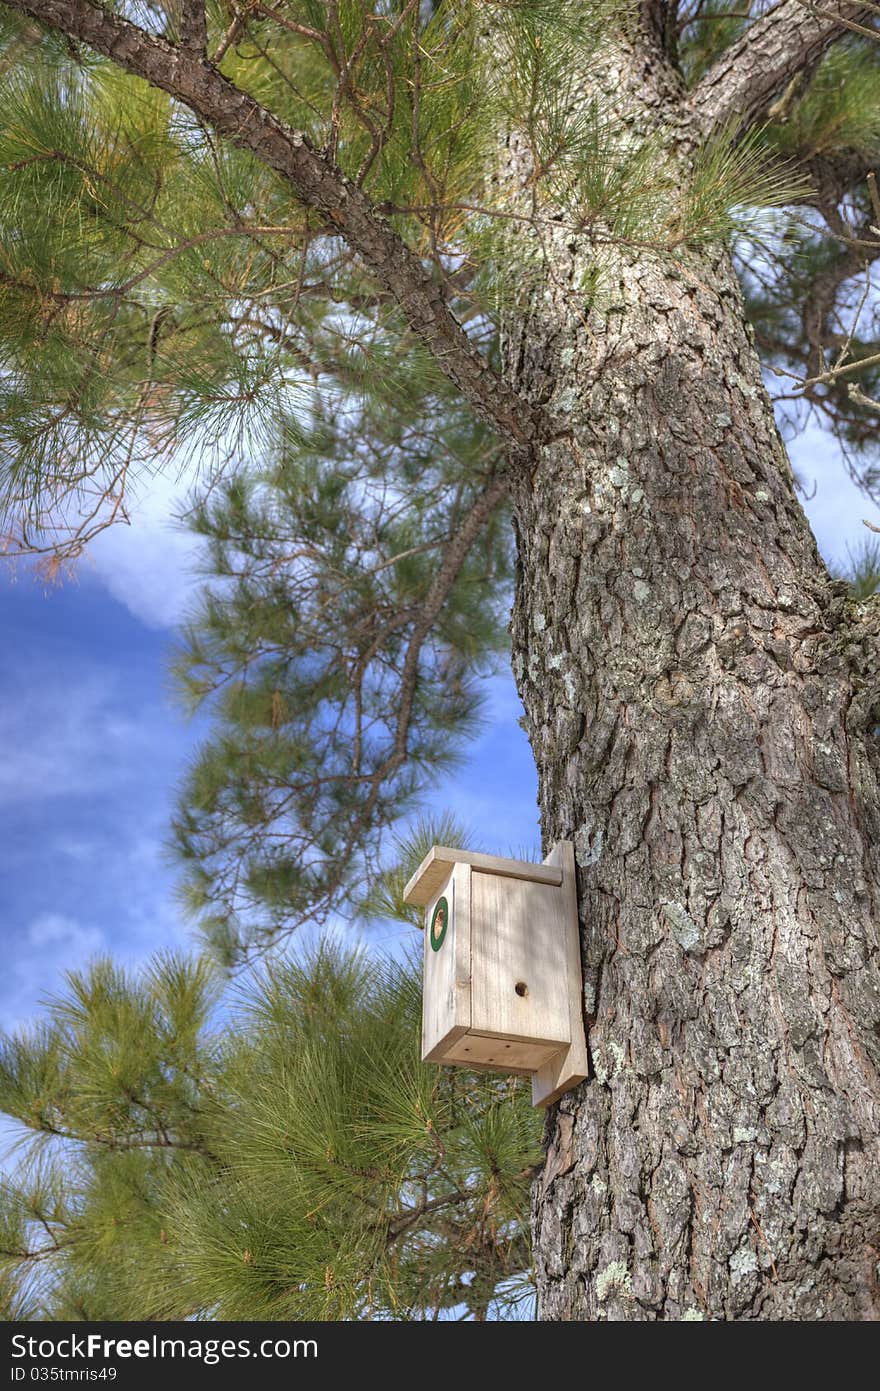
[
  {"xmin": 421, "ymin": 863, "xmax": 471, "ymax": 1062},
  {"xmin": 469, "ymin": 872, "xmax": 571, "ymax": 1048},
  {"xmin": 531, "ymin": 839, "xmax": 589, "ymax": 1107}
]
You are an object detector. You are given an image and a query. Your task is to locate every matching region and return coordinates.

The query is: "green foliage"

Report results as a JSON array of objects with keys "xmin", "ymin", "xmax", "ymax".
[
  {"xmin": 0, "ymin": 942, "xmax": 541, "ymax": 1321},
  {"xmin": 676, "ymin": 125, "xmax": 813, "ymax": 244},
  {"xmin": 0, "ymin": 0, "xmax": 850, "ymax": 558},
  {"xmin": 764, "ymin": 42, "xmax": 880, "ymax": 163},
  {"xmin": 0, "ymin": 49, "xmax": 309, "ymax": 552},
  {"xmin": 360, "ymin": 812, "xmax": 478, "ymax": 929},
  {"xmin": 831, "ymin": 535, "xmax": 880, "ymax": 599},
  {"xmin": 170, "ymin": 391, "xmax": 511, "ymax": 962}
]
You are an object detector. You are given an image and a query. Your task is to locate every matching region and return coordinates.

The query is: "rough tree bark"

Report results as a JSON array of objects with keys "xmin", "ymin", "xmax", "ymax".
[
  {"xmin": 688, "ymin": 0, "xmax": 878, "ymax": 135},
  {"xmin": 505, "ymin": 18, "xmax": 880, "ymax": 1321}
]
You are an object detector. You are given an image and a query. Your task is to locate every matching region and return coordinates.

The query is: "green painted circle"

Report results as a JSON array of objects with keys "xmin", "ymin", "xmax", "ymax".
[{"xmin": 429, "ymin": 896, "xmax": 449, "ymax": 952}]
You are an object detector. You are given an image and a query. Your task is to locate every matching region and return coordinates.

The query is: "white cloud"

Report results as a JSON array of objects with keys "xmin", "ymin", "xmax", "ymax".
[
  {"xmin": 0, "ymin": 669, "xmax": 160, "ymax": 807},
  {"xmin": 2, "ymin": 911, "xmax": 106, "ymax": 1032},
  {"xmin": 50, "ymin": 834, "xmax": 99, "ymax": 863},
  {"xmin": 27, "ymin": 911, "xmax": 104, "ymax": 955},
  {"xmin": 3, "ymin": 860, "xmax": 190, "ymax": 1032},
  {"xmin": 792, "ymin": 425, "xmax": 880, "ymax": 569},
  {"xmin": 84, "ymin": 466, "xmax": 206, "ymax": 630}
]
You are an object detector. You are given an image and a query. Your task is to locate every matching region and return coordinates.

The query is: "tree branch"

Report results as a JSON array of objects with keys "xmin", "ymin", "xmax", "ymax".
[
  {"xmin": 688, "ymin": 0, "xmax": 877, "ymax": 138},
  {"xmin": 174, "ymin": 0, "xmax": 207, "ymax": 56},
  {"xmin": 800, "ymin": 241, "xmax": 868, "ymax": 382},
  {"xmin": 0, "ymin": 0, "xmax": 541, "ymax": 452},
  {"xmin": 386, "ymin": 1187, "xmax": 475, "ymax": 1243},
  {"xmin": 804, "ymin": 151, "xmax": 880, "ymax": 217}
]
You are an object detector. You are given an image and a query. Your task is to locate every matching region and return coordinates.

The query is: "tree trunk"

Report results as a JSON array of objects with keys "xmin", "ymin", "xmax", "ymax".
[{"xmin": 506, "ymin": 34, "xmax": 880, "ymax": 1322}]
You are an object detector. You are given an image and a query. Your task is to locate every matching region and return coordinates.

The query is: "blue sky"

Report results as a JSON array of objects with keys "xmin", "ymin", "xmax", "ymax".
[
  {"xmin": 0, "ymin": 474, "xmax": 543, "ymax": 1038},
  {"xmin": 0, "ymin": 423, "xmax": 875, "ymax": 1049},
  {"xmin": 0, "ymin": 528, "xmax": 202, "ymax": 1031}
]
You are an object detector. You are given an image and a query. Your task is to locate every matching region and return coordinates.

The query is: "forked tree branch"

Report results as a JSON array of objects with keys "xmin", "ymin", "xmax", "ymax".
[
  {"xmin": 688, "ymin": 0, "xmax": 877, "ymax": 138},
  {"xmin": 174, "ymin": 0, "xmax": 207, "ymax": 55},
  {"xmin": 0, "ymin": 0, "xmax": 542, "ymax": 452}
]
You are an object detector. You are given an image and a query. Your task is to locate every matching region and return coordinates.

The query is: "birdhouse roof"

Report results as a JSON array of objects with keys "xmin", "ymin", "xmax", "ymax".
[{"xmin": 403, "ymin": 845, "xmax": 563, "ymax": 910}]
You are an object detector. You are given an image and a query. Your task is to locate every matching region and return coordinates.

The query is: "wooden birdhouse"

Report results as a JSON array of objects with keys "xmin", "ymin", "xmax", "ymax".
[{"xmin": 403, "ymin": 841, "xmax": 588, "ymax": 1108}]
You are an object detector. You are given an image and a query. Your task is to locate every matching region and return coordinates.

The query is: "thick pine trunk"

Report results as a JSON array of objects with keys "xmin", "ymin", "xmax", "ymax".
[{"xmin": 506, "ymin": 36, "xmax": 880, "ymax": 1322}]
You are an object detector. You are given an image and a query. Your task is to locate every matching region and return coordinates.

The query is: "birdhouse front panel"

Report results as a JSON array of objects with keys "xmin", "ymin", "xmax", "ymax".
[
  {"xmin": 421, "ymin": 861, "xmax": 471, "ymax": 1063},
  {"xmin": 406, "ymin": 843, "xmax": 589, "ymax": 1106}
]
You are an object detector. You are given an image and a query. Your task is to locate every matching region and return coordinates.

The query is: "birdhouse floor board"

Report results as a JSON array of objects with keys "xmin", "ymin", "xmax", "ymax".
[
  {"xmin": 444, "ymin": 1032, "xmax": 562, "ymax": 1072},
  {"xmin": 423, "ymin": 1023, "xmax": 470, "ymax": 1065},
  {"xmin": 441, "ymin": 1059, "xmax": 536, "ymax": 1079}
]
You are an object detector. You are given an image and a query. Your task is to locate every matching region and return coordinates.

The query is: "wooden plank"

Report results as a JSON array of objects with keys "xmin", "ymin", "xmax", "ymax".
[
  {"xmin": 469, "ymin": 871, "xmax": 570, "ymax": 1050},
  {"xmin": 531, "ymin": 841, "xmax": 589, "ymax": 1108},
  {"xmin": 404, "ymin": 845, "xmax": 562, "ymax": 909},
  {"xmin": 444, "ymin": 1032, "xmax": 561, "ymax": 1072},
  {"xmin": 421, "ymin": 862, "xmax": 472, "ymax": 1062}
]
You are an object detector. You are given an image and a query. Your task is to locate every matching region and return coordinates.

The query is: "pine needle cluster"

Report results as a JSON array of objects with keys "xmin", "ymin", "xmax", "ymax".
[
  {"xmin": 170, "ymin": 396, "xmax": 511, "ymax": 962},
  {"xmin": 0, "ymin": 939, "xmax": 542, "ymax": 1321},
  {"xmin": 0, "ymin": 1, "xmax": 854, "ymax": 559}
]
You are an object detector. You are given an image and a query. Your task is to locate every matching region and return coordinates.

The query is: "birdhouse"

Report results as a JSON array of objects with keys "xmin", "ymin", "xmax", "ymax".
[{"xmin": 403, "ymin": 841, "xmax": 588, "ymax": 1108}]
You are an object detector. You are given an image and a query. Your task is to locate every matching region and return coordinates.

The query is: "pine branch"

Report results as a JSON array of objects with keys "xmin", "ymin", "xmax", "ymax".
[
  {"xmin": 805, "ymin": 150, "xmax": 880, "ymax": 213},
  {"xmin": 33, "ymin": 1117, "xmax": 218, "ymax": 1161},
  {"xmin": 800, "ymin": 240, "xmax": 870, "ymax": 383},
  {"xmin": 174, "ymin": 0, "xmax": 207, "ymax": 56},
  {"xmin": 386, "ymin": 1187, "xmax": 475, "ymax": 1243},
  {"xmin": 0, "ymin": 0, "xmax": 541, "ymax": 452},
  {"xmin": 384, "ymin": 471, "xmax": 509, "ymax": 776},
  {"xmin": 689, "ymin": 0, "xmax": 878, "ymax": 137},
  {"xmin": 171, "ymin": 440, "xmax": 510, "ymax": 959}
]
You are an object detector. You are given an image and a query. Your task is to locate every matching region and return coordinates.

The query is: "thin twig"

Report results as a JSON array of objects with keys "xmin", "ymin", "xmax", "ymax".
[
  {"xmin": 748, "ymin": 1206, "xmax": 779, "ymax": 1281},
  {"xmin": 867, "ymin": 172, "xmax": 880, "ymax": 236}
]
